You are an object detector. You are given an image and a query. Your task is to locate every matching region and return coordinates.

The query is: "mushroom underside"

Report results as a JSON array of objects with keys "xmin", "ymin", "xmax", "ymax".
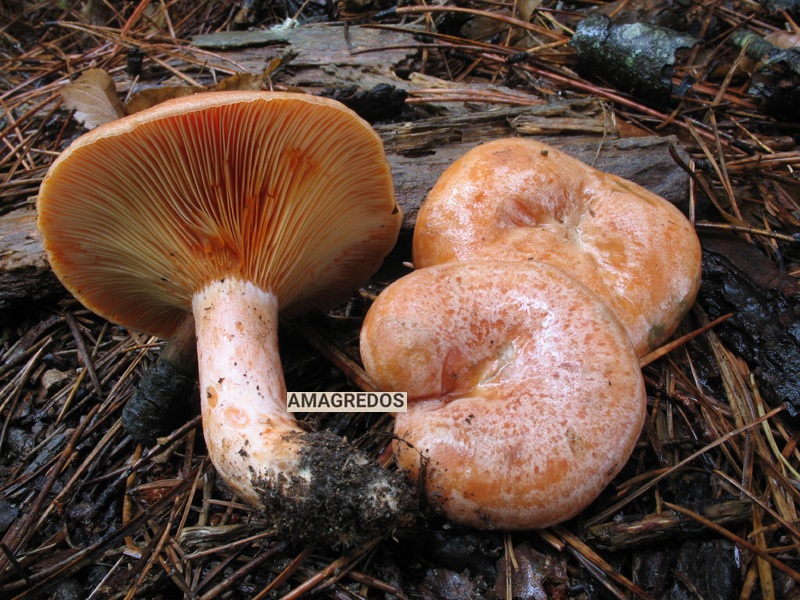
[{"xmin": 37, "ymin": 91, "xmax": 407, "ymax": 547}]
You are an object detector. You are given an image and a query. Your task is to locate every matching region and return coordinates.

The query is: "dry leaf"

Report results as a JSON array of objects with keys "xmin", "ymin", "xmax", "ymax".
[
  {"xmin": 125, "ymin": 85, "xmax": 199, "ymax": 115},
  {"xmin": 143, "ymin": 1, "xmax": 168, "ymax": 36},
  {"xmin": 518, "ymin": 0, "xmax": 542, "ymax": 23},
  {"xmin": 60, "ymin": 68, "xmax": 125, "ymax": 129},
  {"xmin": 765, "ymin": 30, "xmax": 800, "ymax": 50},
  {"xmin": 214, "ymin": 72, "xmax": 267, "ymax": 92}
]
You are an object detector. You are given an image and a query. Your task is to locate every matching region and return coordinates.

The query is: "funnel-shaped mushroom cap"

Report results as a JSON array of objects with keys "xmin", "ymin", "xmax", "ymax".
[
  {"xmin": 38, "ymin": 91, "xmax": 400, "ymax": 336},
  {"xmin": 361, "ymin": 261, "xmax": 646, "ymax": 530},
  {"xmin": 413, "ymin": 137, "xmax": 701, "ymax": 356}
]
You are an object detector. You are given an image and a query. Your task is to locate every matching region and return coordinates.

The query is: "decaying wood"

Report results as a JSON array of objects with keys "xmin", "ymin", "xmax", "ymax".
[
  {"xmin": 0, "ymin": 24, "xmax": 691, "ymax": 306},
  {"xmin": 583, "ymin": 499, "xmax": 753, "ymax": 551},
  {"xmin": 0, "ymin": 207, "xmax": 57, "ymax": 308},
  {"xmin": 194, "ymin": 24, "xmax": 419, "ymax": 93},
  {"xmin": 0, "ymin": 100, "xmax": 688, "ymax": 308},
  {"xmin": 571, "ymin": 15, "xmax": 698, "ymax": 103}
]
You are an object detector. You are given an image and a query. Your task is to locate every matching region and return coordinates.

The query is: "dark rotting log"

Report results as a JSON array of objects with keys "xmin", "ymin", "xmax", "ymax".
[
  {"xmin": 697, "ymin": 234, "xmax": 800, "ymax": 417},
  {"xmin": 570, "ymin": 15, "xmax": 698, "ymax": 104}
]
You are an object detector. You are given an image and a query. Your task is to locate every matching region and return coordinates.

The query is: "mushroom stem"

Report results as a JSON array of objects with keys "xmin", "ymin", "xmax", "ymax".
[
  {"xmin": 193, "ymin": 277, "xmax": 299, "ymax": 506},
  {"xmin": 192, "ymin": 277, "xmax": 415, "ymax": 546}
]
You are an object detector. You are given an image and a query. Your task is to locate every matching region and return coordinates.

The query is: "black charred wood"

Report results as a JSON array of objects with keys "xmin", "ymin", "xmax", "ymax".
[
  {"xmin": 323, "ymin": 83, "xmax": 408, "ymax": 123},
  {"xmin": 121, "ymin": 358, "xmax": 197, "ymax": 445},
  {"xmin": 697, "ymin": 235, "xmax": 800, "ymax": 416}
]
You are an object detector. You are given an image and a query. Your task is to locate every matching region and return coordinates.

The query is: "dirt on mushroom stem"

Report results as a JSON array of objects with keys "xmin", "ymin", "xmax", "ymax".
[{"xmin": 253, "ymin": 430, "xmax": 417, "ymax": 548}]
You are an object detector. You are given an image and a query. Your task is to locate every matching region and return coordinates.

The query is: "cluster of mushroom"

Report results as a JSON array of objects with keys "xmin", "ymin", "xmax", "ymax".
[
  {"xmin": 360, "ymin": 138, "xmax": 702, "ymax": 529},
  {"xmin": 37, "ymin": 91, "xmax": 414, "ymax": 547}
]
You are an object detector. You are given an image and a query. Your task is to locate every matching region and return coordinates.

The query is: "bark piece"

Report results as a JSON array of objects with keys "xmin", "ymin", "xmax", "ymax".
[
  {"xmin": 121, "ymin": 316, "xmax": 197, "ymax": 446},
  {"xmin": 195, "ymin": 24, "xmax": 417, "ymax": 93},
  {"xmin": 0, "ymin": 208, "xmax": 59, "ymax": 308},
  {"xmin": 731, "ymin": 31, "xmax": 800, "ymax": 121},
  {"xmin": 631, "ymin": 539, "xmax": 740, "ymax": 598},
  {"xmin": 571, "ymin": 15, "xmax": 698, "ymax": 103},
  {"xmin": 749, "ymin": 49, "xmax": 800, "ymax": 122},
  {"xmin": 698, "ymin": 234, "xmax": 800, "ymax": 416},
  {"xmin": 583, "ymin": 499, "xmax": 752, "ymax": 551},
  {"xmin": 191, "ymin": 29, "xmax": 292, "ymax": 49},
  {"xmin": 323, "ymin": 83, "xmax": 408, "ymax": 123}
]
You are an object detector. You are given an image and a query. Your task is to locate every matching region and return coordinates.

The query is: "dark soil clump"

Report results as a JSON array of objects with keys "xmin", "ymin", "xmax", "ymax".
[{"xmin": 253, "ymin": 430, "xmax": 417, "ymax": 549}]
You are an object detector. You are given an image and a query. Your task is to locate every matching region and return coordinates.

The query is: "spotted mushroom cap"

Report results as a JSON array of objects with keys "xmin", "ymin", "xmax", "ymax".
[
  {"xmin": 360, "ymin": 260, "xmax": 646, "ymax": 530},
  {"xmin": 37, "ymin": 91, "xmax": 401, "ymax": 337}
]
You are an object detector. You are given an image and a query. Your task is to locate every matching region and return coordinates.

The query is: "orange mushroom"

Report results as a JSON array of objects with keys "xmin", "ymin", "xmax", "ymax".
[
  {"xmin": 37, "ymin": 91, "xmax": 411, "ymax": 546},
  {"xmin": 413, "ymin": 137, "xmax": 702, "ymax": 356},
  {"xmin": 360, "ymin": 261, "xmax": 646, "ymax": 530}
]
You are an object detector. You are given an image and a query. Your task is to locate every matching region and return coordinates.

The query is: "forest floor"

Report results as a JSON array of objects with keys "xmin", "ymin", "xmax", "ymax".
[{"xmin": 1, "ymin": 0, "xmax": 800, "ymax": 598}]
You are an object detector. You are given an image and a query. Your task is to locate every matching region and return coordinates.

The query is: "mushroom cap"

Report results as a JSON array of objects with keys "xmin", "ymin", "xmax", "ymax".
[
  {"xmin": 413, "ymin": 137, "xmax": 701, "ymax": 355},
  {"xmin": 38, "ymin": 91, "xmax": 400, "ymax": 338},
  {"xmin": 360, "ymin": 261, "xmax": 646, "ymax": 530}
]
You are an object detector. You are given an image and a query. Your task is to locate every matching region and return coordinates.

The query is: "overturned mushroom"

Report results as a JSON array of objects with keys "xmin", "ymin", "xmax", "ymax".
[
  {"xmin": 413, "ymin": 138, "xmax": 702, "ymax": 356},
  {"xmin": 360, "ymin": 261, "xmax": 646, "ymax": 530},
  {"xmin": 38, "ymin": 90, "xmax": 412, "ymax": 546}
]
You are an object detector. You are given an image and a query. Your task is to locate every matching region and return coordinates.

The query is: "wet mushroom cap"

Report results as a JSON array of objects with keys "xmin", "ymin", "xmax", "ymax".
[
  {"xmin": 37, "ymin": 90, "xmax": 401, "ymax": 337},
  {"xmin": 412, "ymin": 137, "xmax": 702, "ymax": 356},
  {"xmin": 360, "ymin": 261, "xmax": 646, "ymax": 530}
]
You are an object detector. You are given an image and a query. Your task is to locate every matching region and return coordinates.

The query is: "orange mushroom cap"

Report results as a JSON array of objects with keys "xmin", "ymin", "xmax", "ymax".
[
  {"xmin": 38, "ymin": 90, "xmax": 401, "ymax": 338},
  {"xmin": 360, "ymin": 261, "xmax": 646, "ymax": 530},
  {"xmin": 413, "ymin": 137, "xmax": 702, "ymax": 356}
]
